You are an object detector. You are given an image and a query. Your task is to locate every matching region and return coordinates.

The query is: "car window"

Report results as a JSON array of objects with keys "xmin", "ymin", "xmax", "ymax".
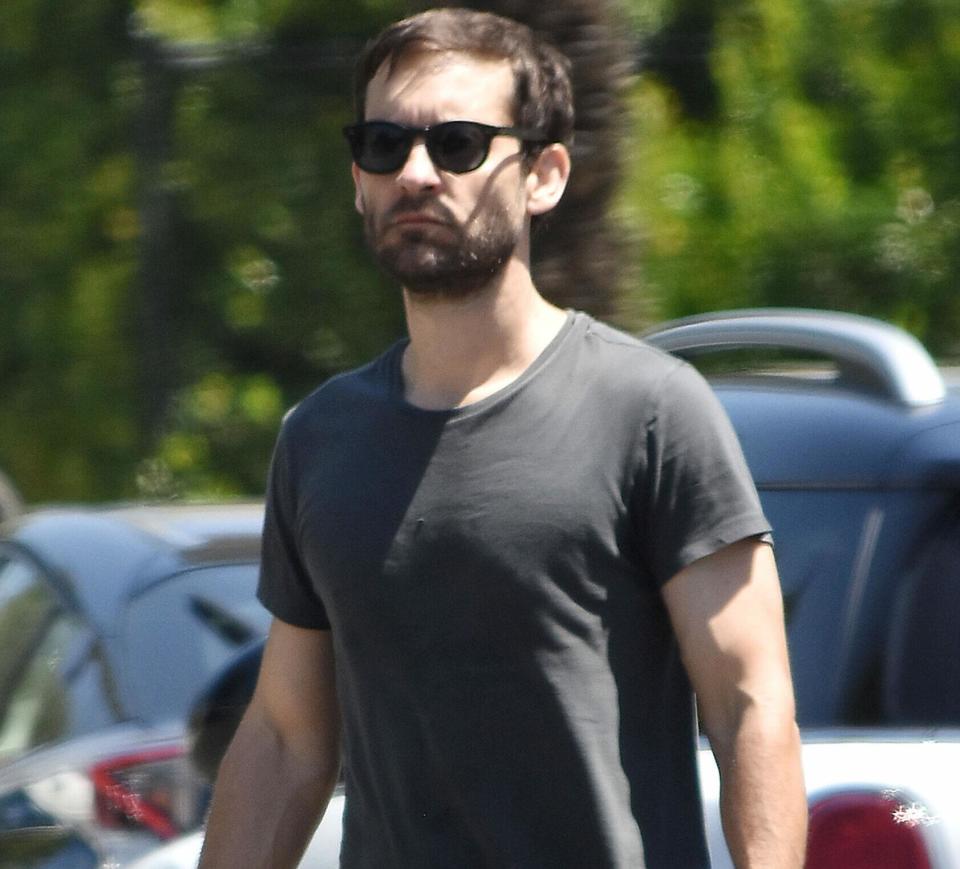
[
  {"xmin": 883, "ymin": 507, "xmax": 960, "ymax": 724},
  {"xmin": 758, "ymin": 490, "xmax": 881, "ymax": 725},
  {"xmin": 0, "ymin": 555, "xmax": 91, "ymax": 760},
  {"xmin": 120, "ymin": 563, "xmax": 271, "ymax": 722}
]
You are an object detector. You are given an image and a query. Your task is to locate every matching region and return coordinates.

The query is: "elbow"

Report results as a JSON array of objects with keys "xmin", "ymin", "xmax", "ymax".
[{"xmin": 702, "ymin": 684, "xmax": 801, "ymax": 766}]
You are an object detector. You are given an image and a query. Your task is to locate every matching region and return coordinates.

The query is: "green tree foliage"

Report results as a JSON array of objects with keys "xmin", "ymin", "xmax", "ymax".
[
  {"xmin": 132, "ymin": 33, "xmax": 404, "ymax": 497},
  {"xmin": 0, "ymin": 1, "xmax": 140, "ymax": 501},
  {"xmin": 128, "ymin": 0, "xmax": 412, "ymax": 498},
  {"xmin": 0, "ymin": 0, "xmax": 408, "ymax": 502},
  {"xmin": 621, "ymin": 0, "xmax": 960, "ymax": 355}
]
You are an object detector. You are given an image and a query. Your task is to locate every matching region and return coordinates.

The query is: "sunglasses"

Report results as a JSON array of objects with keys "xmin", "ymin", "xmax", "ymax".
[{"xmin": 343, "ymin": 120, "xmax": 547, "ymax": 175}]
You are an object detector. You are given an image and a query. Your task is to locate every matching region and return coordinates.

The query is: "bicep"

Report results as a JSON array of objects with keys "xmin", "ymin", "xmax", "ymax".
[
  {"xmin": 250, "ymin": 618, "xmax": 341, "ymax": 759},
  {"xmin": 661, "ymin": 538, "xmax": 795, "ymax": 742}
]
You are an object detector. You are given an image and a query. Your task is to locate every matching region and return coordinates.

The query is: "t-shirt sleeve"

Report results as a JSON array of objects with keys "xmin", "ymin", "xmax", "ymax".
[
  {"xmin": 257, "ymin": 422, "xmax": 331, "ymax": 629},
  {"xmin": 635, "ymin": 359, "xmax": 771, "ymax": 586}
]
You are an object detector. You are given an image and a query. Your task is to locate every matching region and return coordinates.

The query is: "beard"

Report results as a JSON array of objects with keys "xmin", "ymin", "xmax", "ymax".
[{"xmin": 364, "ymin": 195, "xmax": 522, "ymax": 299}]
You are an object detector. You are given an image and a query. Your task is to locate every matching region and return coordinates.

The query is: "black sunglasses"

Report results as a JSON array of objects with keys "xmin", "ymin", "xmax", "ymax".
[{"xmin": 343, "ymin": 120, "xmax": 548, "ymax": 175}]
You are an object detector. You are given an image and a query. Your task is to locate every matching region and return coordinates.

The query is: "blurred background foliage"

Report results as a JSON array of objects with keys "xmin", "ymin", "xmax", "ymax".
[
  {"xmin": 626, "ymin": 0, "xmax": 960, "ymax": 347},
  {"xmin": 1, "ymin": 0, "xmax": 959, "ymax": 504}
]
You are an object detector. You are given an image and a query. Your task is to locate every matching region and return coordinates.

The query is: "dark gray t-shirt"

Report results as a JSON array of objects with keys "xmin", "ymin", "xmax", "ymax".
[{"xmin": 258, "ymin": 311, "xmax": 770, "ymax": 868}]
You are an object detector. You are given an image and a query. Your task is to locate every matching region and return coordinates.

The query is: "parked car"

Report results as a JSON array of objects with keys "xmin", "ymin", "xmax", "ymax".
[
  {"xmin": 0, "ymin": 502, "xmax": 271, "ymax": 867},
  {"xmin": 136, "ymin": 309, "xmax": 960, "ymax": 868},
  {"xmin": 645, "ymin": 309, "xmax": 960, "ymax": 732},
  {"xmin": 651, "ymin": 308, "xmax": 960, "ymax": 868}
]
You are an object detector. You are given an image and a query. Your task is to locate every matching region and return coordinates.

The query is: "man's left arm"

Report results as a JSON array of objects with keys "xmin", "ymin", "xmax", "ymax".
[{"xmin": 662, "ymin": 537, "xmax": 807, "ymax": 868}]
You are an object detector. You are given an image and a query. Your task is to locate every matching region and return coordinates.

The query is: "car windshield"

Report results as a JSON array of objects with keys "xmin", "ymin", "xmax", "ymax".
[{"xmin": 120, "ymin": 563, "xmax": 271, "ymax": 722}]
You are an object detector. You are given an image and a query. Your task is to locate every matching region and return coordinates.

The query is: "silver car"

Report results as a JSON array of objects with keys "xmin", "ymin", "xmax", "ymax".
[{"xmin": 0, "ymin": 503, "xmax": 271, "ymax": 866}]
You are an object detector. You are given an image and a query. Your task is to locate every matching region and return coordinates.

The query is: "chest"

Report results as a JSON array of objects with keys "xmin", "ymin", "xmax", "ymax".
[{"xmin": 291, "ymin": 410, "xmax": 647, "ymax": 657}]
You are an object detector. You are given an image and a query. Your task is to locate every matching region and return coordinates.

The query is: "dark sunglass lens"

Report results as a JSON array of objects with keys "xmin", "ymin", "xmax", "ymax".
[
  {"xmin": 357, "ymin": 123, "xmax": 411, "ymax": 173},
  {"xmin": 430, "ymin": 123, "xmax": 489, "ymax": 173}
]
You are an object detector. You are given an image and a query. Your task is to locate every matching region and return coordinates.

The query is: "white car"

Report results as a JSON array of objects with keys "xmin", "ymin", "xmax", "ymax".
[{"xmin": 702, "ymin": 730, "xmax": 960, "ymax": 869}]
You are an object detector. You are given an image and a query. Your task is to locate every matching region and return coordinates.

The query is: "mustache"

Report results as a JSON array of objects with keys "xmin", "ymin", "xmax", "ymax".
[{"xmin": 384, "ymin": 197, "xmax": 457, "ymax": 225}]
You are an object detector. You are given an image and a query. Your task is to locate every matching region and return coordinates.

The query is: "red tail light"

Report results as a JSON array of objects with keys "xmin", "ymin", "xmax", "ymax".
[
  {"xmin": 91, "ymin": 747, "xmax": 209, "ymax": 840},
  {"xmin": 806, "ymin": 791, "xmax": 933, "ymax": 869}
]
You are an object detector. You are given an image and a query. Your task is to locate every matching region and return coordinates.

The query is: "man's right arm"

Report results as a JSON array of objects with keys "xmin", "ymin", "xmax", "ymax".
[{"xmin": 198, "ymin": 618, "xmax": 341, "ymax": 869}]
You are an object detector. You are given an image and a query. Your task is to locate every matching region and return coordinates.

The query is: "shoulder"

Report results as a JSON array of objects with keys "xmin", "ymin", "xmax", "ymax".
[
  {"xmin": 568, "ymin": 312, "xmax": 710, "ymax": 420},
  {"xmin": 279, "ymin": 340, "xmax": 404, "ymax": 436},
  {"xmin": 574, "ymin": 313, "xmax": 685, "ymax": 380}
]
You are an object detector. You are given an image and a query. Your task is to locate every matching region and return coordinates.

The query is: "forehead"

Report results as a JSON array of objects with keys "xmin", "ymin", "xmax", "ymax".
[{"xmin": 364, "ymin": 51, "xmax": 515, "ymax": 125}]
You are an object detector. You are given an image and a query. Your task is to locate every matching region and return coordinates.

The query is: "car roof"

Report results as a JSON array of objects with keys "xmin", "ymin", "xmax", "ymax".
[
  {"xmin": 643, "ymin": 309, "xmax": 960, "ymax": 489},
  {"xmin": 1, "ymin": 502, "xmax": 264, "ymax": 631},
  {"xmin": 713, "ymin": 377, "xmax": 960, "ymax": 488}
]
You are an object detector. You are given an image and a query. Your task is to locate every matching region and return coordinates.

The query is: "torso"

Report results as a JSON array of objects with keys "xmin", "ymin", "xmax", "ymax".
[{"xmin": 259, "ymin": 311, "xmax": 769, "ymax": 868}]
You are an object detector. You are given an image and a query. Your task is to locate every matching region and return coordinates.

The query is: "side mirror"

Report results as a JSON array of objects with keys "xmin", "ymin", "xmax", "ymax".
[{"xmin": 187, "ymin": 639, "xmax": 264, "ymax": 781}]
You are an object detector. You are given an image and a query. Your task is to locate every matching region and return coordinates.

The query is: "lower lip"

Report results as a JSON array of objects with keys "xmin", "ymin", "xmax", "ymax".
[
  {"xmin": 390, "ymin": 221, "xmax": 451, "ymax": 236},
  {"xmin": 394, "ymin": 217, "xmax": 443, "ymax": 226}
]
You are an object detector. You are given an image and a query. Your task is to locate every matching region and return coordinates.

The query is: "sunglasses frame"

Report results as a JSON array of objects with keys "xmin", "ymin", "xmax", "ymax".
[{"xmin": 343, "ymin": 120, "xmax": 548, "ymax": 175}]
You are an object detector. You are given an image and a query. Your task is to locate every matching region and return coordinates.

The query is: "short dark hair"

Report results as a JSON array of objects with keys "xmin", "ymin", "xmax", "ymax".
[{"xmin": 353, "ymin": 8, "xmax": 575, "ymax": 152}]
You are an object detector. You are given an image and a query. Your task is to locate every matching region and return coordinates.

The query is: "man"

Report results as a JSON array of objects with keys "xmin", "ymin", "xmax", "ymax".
[{"xmin": 200, "ymin": 9, "xmax": 806, "ymax": 868}]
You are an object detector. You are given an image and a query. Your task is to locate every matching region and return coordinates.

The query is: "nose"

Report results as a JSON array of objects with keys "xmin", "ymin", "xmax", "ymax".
[{"xmin": 397, "ymin": 138, "xmax": 441, "ymax": 193}]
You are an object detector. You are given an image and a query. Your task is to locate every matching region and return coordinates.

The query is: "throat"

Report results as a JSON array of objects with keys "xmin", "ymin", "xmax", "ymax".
[
  {"xmin": 402, "ymin": 364, "xmax": 524, "ymax": 410},
  {"xmin": 400, "ymin": 304, "xmax": 569, "ymax": 410}
]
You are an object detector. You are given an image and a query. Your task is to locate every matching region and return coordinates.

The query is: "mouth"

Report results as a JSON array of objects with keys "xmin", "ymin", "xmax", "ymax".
[{"xmin": 391, "ymin": 212, "xmax": 448, "ymax": 227}]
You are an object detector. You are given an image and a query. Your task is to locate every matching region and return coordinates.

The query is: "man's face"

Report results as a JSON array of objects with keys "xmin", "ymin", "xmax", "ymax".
[{"xmin": 352, "ymin": 52, "xmax": 531, "ymax": 298}]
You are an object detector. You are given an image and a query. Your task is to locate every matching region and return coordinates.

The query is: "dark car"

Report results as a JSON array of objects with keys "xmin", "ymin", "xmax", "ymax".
[
  {"xmin": 0, "ymin": 502, "xmax": 271, "ymax": 867},
  {"xmin": 641, "ymin": 309, "xmax": 960, "ymax": 867},
  {"xmin": 644, "ymin": 308, "xmax": 960, "ymax": 732}
]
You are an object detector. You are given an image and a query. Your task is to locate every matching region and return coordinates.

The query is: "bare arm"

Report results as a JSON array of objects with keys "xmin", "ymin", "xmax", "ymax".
[
  {"xmin": 199, "ymin": 619, "xmax": 341, "ymax": 869},
  {"xmin": 662, "ymin": 538, "xmax": 807, "ymax": 868}
]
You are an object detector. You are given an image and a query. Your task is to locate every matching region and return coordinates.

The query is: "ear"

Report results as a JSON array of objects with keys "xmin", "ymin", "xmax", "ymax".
[
  {"xmin": 524, "ymin": 144, "xmax": 571, "ymax": 216},
  {"xmin": 352, "ymin": 162, "xmax": 365, "ymax": 215}
]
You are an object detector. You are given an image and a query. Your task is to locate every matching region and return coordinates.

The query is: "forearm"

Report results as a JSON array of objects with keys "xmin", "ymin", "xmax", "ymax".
[
  {"xmin": 713, "ymin": 704, "xmax": 807, "ymax": 869},
  {"xmin": 199, "ymin": 704, "xmax": 341, "ymax": 869}
]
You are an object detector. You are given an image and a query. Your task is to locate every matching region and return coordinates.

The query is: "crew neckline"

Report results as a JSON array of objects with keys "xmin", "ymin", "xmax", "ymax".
[{"xmin": 386, "ymin": 309, "xmax": 582, "ymax": 419}]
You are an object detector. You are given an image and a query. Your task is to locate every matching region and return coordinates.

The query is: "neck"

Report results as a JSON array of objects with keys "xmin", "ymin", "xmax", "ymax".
[{"xmin": 400, "ymin": 259, "xmax": 567, "ymax": 410}]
